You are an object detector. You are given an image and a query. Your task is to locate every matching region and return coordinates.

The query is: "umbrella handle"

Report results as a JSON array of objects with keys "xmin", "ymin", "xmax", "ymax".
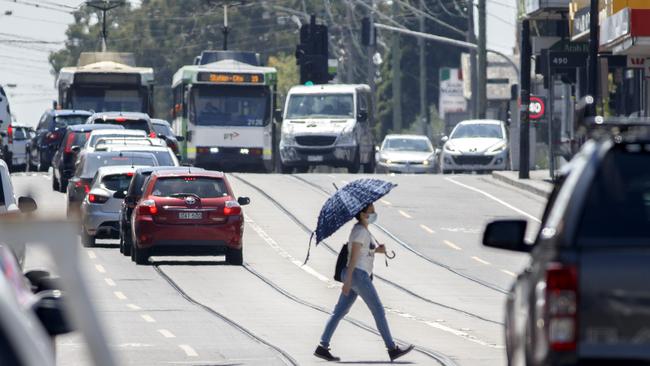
[{"xmin": 386, "ymin": 250, "xmax": 396, "ymax": 259}]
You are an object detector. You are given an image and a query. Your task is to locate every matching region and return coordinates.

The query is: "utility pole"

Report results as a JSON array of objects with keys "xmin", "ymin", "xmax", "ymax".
[
  {"xmin": 368, "ymin": 0, "xmax": 376, "ymax": 113},
  {"xmin": 86, "ymin": 0, "xmax": 125, "ymax": 52},
  {"xmin": 467, "ymin": 1, "xmax": 478, "ymax": 118},
  {"xmin": 519, "ymin": 19, "xmax": 531, "ymax": 179},
  {"xmin": 419, "ymin": 0, "xmax": 427, "ymax": 134},
  {"xmin": 586, "ymin": 0, "xmax": 598, "ymax": 116},
  {"xmin": 392, "ymin": 0, "xmax": 403, "ymax": 133},
  {"xmin": 477, "ymin": 0, "xmax": 487, "ymax": 118}
]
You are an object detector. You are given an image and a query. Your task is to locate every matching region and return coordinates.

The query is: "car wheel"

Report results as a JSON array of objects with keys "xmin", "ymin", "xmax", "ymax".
[
  {"xmin": 133, "ymin": 246, "xmax": 149, "ymax": 265},
  {"xmin": 38, "ymin": 153, "xmax": 50, "ymax": 172},
  {"xmin": 347, "ymin": 149, "xmax": 361, "ymax": 174},
  {"xmin": 121, "ymin": 231, "xmax": 132, "ymax": 257},
  {"xmin": 81, "ymin": 229, "xmax": 95, "ymax": 248},
  {"xmin": 226, "ymin": 247, "xmax": 243, "ymax": 265},
  {"xmin": 118, "ymin": 235, "xmax": 125, "ymax": 254},
  {"xmin": 52, "ymin": 175, "xmax": 60, "ymax": 191}
]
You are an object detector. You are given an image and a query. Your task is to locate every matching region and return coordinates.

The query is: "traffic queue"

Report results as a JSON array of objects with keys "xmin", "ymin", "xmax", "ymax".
[{"xmin": 33, "ymin": 109, "xmax": 251, "ymax": 266}]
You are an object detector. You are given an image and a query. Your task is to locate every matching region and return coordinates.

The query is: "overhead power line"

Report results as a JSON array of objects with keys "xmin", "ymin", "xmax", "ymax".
[{"xmin": 395, "ymin": 0, "xmax": 465, "ymax": 37}]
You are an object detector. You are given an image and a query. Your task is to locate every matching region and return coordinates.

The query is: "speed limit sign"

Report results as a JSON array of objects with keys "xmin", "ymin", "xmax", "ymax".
[{"xmin": 529, "ymin": 96, "xmax": 545, "ymax": 120}]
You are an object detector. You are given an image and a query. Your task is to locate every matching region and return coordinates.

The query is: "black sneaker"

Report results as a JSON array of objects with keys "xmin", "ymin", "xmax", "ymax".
[
  {"xmin": 314, "ymin": 345, "xmax": 340, "ymax": 361},
  {"xmin": 388, "ymin": 345, "xmax": 414, "ymax": 362}
]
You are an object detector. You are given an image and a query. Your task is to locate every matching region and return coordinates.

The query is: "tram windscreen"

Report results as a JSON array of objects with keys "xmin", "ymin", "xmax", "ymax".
[
  {"xmin": 71, "ymin": 86, "xmax": 146, "ymax": 113},
  {"xmin": 191, "ymin": 85, "xmax": 269, "ymax": 127}
]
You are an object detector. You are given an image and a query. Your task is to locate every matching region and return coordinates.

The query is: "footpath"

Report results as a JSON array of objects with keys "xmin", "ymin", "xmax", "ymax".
[{"xmin": 491, "ymin": 170, "xmax": 554, "ymax": 198}]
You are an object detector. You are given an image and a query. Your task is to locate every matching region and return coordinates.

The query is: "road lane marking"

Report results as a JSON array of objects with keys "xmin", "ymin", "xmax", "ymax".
[
  {"xmin": 95, "ymin": 264, "xmax": 106, "ymax": 273},
  {"xmin": 113, "ymin": 291, "xmax": 127, "ymax": 300},
  {"xmin": 443, "ymin": 240, "xmax": 462, "ymax": 250},
  {"xmin": 501, "ymin": 269, "xmax": 516, "ymax": 277},
  {"xmin": 381, "ymin": 199, "xmax": 392, "ymax": 206},
  {"xmin": 178, "ymin": 345, "xmax": 198, "ymax": 357},
  {"xmin": 87, "ymin": 251, "xmax": 96, "ymax": 259},
  {"xmin": 472, "ymin": 256, "xmax": 491, "ymax": 265},
  {"xmin": 398, "ymin": 210, "xmax": 412, "ymax": 219},
  {"xmin": 445, "ymin": 177, "xmax": 541, "ymax": 223},
  {"xmin": 127, "ymin": 304, "xmax": 141, "ymax": 310},
  {"xmin": 141, "ymin": 314, "xmax": 156, "ymax": 323},
  {"xmin": 158, "ymin": 329, "xmax": 176, "ymax": 338},
  {"xmin": 104, "ymin": 278, "xmax": 116, "ymax": 287},
  {"xmin": 420, "ymin": 224, "xmax": 435, "ymax": 234}
]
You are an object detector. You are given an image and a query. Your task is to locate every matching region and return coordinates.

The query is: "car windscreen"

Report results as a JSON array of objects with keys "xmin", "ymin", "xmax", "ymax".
[
  {"xmin": 191, "ymin": 85, "xmax": 270, "ymax": 127},
  {"xmin": 577, "ymin": 146, "xmax": 650, "ymax": 243},
  {"xmin": 383, "ymin": 138, "xmax": 432, "ymax": 152},
  {"xmin": 89, "ymin": 133, "xmax": 146, "ymax": 147},
  {"xmin": 54, "ymin": 115, "xmax": 89, "ymax": 128},
  {"xmin": 451, "ymin": 124, "xmax": 503, "ymax": 139},
  {"xmin": 67, "ymin": 131, "xmax": 91, "ymax": 150},
  {"xmin": 152, "ymin": 177, "xmax": 228, "ymax": 198},
  {"xmin": 153, "ymin": 123, "xmax": 173, "ymax": 136},
  {"xmin": 82, "ymin": 155, "xmax": 156, "ymax": 177},
  {"xmin": 286, "ymin": 93, "xmax": 354, "ymax": 119},
  {"xmin": 93, "ymin": 119, "xmax": 150, "ymax": 133},
  {"xmin": 101, "ymin": 173, "xmax": 133, "ymax": 192}
]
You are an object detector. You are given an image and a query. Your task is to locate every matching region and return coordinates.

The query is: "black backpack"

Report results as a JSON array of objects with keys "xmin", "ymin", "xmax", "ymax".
[{"xmin": 333, "ymin": 243, "xmax": 348, "ymax": 282}]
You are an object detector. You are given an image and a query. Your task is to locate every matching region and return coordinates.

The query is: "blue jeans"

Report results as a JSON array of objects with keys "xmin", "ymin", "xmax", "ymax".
[{"xmin": 320, "ymin": 267, "xmax": 396, "ymax": 350}]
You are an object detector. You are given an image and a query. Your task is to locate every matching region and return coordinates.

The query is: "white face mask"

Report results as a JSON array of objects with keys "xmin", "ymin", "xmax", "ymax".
[{"xmin": 367, "ymin": 213, "xmax": 378, "ymax": 224}]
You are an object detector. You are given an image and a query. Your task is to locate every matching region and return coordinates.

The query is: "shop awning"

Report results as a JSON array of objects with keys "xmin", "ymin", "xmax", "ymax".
[{"xmin": 600, "ymin": 8, "xmax": 650, "ymax": 54}]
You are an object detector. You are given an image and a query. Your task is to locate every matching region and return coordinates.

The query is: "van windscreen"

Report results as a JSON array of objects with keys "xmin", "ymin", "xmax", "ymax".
[{"xmin": 286, "ymin": 94, "xmax": 354, "ymax": 119}]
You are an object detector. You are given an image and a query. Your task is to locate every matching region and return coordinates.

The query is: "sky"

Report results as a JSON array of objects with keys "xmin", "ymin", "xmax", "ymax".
[{"xmin": 0, "ymin": 0, "xmax": 517, "ymax": 127}]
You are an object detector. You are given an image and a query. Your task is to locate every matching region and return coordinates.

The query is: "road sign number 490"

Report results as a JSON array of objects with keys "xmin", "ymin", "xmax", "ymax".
[{"xmin": 552, "ymin": 57, "xmax": 569, "ymax": 65}]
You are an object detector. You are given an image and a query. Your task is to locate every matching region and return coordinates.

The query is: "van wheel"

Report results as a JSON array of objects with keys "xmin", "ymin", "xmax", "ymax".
[
  {"xmin": 226, "ymin": 248, "xmax": 243, "ymax": 265},
  {"xmin": 347, "ymin": 149, "xmax": 361, "ymax": 174},
  {"xmin": 81, "ymin": 230, "xmax": 95, "ymax": 248},
  {"xmin": 280, "ymin": 162, "xmax": 293, "ymax": 174}
]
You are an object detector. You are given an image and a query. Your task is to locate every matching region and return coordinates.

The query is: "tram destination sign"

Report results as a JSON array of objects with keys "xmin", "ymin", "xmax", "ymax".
[{"xmin": 198, "ymin": 72, "xmax": 265, "ymax": 84}]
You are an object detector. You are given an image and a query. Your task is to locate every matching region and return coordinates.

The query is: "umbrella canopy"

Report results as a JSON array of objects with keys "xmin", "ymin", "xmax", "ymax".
[{"xmin": 314, "ymin": 178, "xmax": 397, "ymax": 244}]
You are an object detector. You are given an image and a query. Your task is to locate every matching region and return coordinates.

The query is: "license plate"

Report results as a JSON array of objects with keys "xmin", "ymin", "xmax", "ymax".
[
  {"xmin": 178, "ymin": 212, "xmax": 202, "ymax": 220},
  {"xmin": 307, "ymin": 155, "xmax": 324, "ymax": 162}
]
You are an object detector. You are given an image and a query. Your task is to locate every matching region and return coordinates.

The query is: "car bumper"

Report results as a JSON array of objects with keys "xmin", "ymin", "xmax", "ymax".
[
  {"xmin": 440, "ymin": 151, "xmax": 508, "ymax": 171},
  {"xmin": 11, "ymin": 152, "xmax": 26, "ymax": 166},
  {"xmin": 376, "ymin": 162, "xmax": 434, "ymax": 174},
  {"xmin": 280, "ymin": 144, "xmax": 356, "ymax": 167},
  {"xmin": 134, "ymin": 216, "xmax": 242, "ymax": 254},
  {"xmin": 82, "ymin": 205, "xmax": 120, "ymax": 238}
]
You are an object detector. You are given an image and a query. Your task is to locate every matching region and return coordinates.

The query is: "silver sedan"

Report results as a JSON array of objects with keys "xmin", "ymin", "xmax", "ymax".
[{"xmin": 376, "ymin": 134, "xmax": 436, "ymax": 174}]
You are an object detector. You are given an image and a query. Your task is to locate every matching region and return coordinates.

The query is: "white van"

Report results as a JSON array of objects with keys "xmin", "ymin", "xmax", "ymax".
[
  {"xmin": 279, "ymin": 84, "xmax": 376, "ymax": 173},
  {"xmin": 0, "ymin": 86, "xmax": 11, "ymax": 161}
]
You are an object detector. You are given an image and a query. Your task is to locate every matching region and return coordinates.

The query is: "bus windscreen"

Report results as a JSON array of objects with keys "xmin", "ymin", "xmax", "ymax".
[
  {"xmin": 71, "ymin": 87, "xmax": 145, "ymax": 113},
  {"xmin": 191, "ymin": 85, "xmax": 269, "ymax": 127}
]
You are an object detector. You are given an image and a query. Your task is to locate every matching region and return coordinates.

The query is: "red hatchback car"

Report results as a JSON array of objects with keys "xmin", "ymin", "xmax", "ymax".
[{"xmin": 130, "ymin": 170, "xmax": 250, "ymax": 265}]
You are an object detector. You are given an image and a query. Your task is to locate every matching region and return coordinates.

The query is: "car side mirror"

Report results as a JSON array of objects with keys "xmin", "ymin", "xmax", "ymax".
[
  {"xmin": 274, "ymin": 109, "xmax": 283, "ymax": 123},
  {"xmin": 71, "ymin": 146, "xmax": 80, "ymax": 153},
  {"xmin": 358, "ymin": 110, "xmax": 368, "ymax": 122},
  {"xmin": 18, "ymin": 196, "xmax": 37, "ymax": 213},
  {"xmin": 113, "ymin": 190, "xmax": 127, "ymax": 199},
  {"xmin": 237, "ymin": 196, "xmax": 251, "ymax": 206},
  {"xmin": 440, "ymin": 136, "xmax": 449, "ymax": 143},
  {"xmin": 176, "ymin": 135, "xmax": 185, "ymax": 142},
  {"xmin": 32, "ymin": 290, "xmax": 74, "ymax": 336},
  {"xmin": 483, "ymin": 220, "xmax": 530, "ymax": 252}
]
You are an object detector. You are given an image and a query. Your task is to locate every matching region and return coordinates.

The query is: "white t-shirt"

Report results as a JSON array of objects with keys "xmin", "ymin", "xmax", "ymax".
[{"xmin": 347, "ymin": 223, "xmax": 376, "ymax": 275}]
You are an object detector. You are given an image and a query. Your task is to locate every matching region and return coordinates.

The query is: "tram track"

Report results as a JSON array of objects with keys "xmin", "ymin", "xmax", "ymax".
[{"xmin": 230, "ymin": 173, "xmax": 504, "ymax": 325}]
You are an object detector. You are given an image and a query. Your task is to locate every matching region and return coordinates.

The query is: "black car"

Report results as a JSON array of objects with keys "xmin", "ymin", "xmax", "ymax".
[
  {"xmin": 85, "ymin": 112, "xmax": 156, "ymax": 137},
  {"xmin": 27, "ymin": 110, "xmax": 92, "ymax": 172},
  {"xmin": 151, "ymin": 119, "xmax": 182, "ymax": 158},
  {"xmin": 66, "ymin": 151, "xmax": 159, "ymax": 218},
  {"xmin": 118, "ymin": 166, "xmax": 203, "ymax": 256},
  {"xmin": 483, "ymin": 135, "xmax": 650, "ymax": 365},
  {"xmin": 51, "ymin": 124, "xmax": 124, "ymax": 192}
]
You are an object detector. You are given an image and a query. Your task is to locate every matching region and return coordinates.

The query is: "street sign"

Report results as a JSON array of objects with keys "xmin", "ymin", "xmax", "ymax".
[
  {"xmin": 548, "ymin": 51, "xmax": 588, "ymax": 70},
  {"xmin": 438, "ymin": 68, "xmax": 466, "ymax": 119},
  {"xmin": 529, "ymin": 96, "xmax": 546, "ymax": 120}
]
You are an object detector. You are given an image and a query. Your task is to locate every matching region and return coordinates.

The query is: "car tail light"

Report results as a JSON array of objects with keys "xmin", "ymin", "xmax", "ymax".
[
  {"xmin": 7, "ymin": 124, "xmax": 12, "ymax": 144},
  {"xmin": 223, "ymin": 200, "xmax": 241, "ymax": 216},
  {"xmin": 546, "ymin": 263, "xmax": 578, "ymax": 351},
  {"xmin": 149, "ymin": 132, "xmax": 157, "ymax": 138},
  {"xmin": 64, "ymin": 133, "xmax": 75, "ymax": 153},
  {"xmin": 88, "ymin": 194, "xmax": 109, "ymax": 204},
  {"xmin": 46, "ymin": 131, "xmax": 60, "ymax": 142},
  {"xmin": 75, "ymin": 180, "xmax": 90, "ymax": 193},
  {"xmin": 115, "ymin": 117, "xmax": 127, "ymax": 122},
  {"xmin": 138, "ymin": 199, "xmax": 158, "ymax": 215}
]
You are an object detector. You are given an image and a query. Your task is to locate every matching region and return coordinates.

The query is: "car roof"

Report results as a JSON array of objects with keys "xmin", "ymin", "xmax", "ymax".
[
  {"xmin": 384, "ymin": 134, "xmax": 431, "ymax": 140},
  {"xmin": 51, "ymin": 109, "xmax": 93, "ymax": 117},
  {"xmin": 89, "ymin": 129, "xmax": 146, "ymax": 136},
  {"xmin": 135, "ymin": 166, "xmax": 204, "ymax": 175},
  {"xmin": 104, "ymin": 145, "xmax": 171, "ymax": 152},
  {"xmin": 96, "ymin": 165, "xmax": 148, "ymax": 177},
  {"xmin": 68, "ymin": 124, "xmax": 123, "ymax": 132},
  {"xmin": 151, "ymin": 169, "xmax": 225, "ymax": 178},
  {"xmin": 85, "ymin": 151, "xmax": 157, "ymax": 159},
  {"xmin": 89, "ymin": 112, "xmax": 150, "ymax": 121},
  {"xmin": 457, "ymin": 119, "xmax": 504, "ymax": 125}
]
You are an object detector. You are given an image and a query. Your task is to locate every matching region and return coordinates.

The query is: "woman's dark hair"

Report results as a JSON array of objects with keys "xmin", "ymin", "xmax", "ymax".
[{"xmin": 355, "ymin": 205, "xmax": 372, "ymax": 221}]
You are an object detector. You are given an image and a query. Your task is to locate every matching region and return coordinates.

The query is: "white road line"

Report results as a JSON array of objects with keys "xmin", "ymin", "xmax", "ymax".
[
  {"xmin": 127, "ymin": 304, "xmax": 141, "ymax": 310},
  {"xmin": 471, "ymin": 256, "xmax": 491, "ymax": 265},
  {"xmin": 95, "ymin": 264, "xmax": 106, "ymax": 273},
  {"xmin": 141, "ymin": 314, "xmax": 156, "ymax": 323},
  {"xmin": 420, "ymin": 224, "xmax": 435, "ymax": 234},
  {"xmin": 87, "ymin": 251, "xmax": 97, "ymax": 259},
  {"xmin": 178, "ymin": 345, "xmax": 198, "ymax": 357},
  {"xmin": 398, "ymin": 210, "xmax": 412, "ymax": 219},
  {"xmin": 104, "ymin": 278, "xmax": 116, "ymax": 287},
  {"xmin": 501, "ymin": 269, "xmax": 516, "ymax": 277},
  {"xmin": 445, "ymin": 177, "xmax": 541, "ymax": 223},
  {"xmin": 113, "ymin": 291, "xmax": 127, "ymax": 300},
  {"xmin": 158, "ymin": 329, "xmax": 176, "ymax": 338},
  {"xmin": 381, "ymin": 199, "xmax": 392, "ymax": 206},
  {"xmin": 443, "ymin": 240, "xmax": 462, "ymax": 251}
]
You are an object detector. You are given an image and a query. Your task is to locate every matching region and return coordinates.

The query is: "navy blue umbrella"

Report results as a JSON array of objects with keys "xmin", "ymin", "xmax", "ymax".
[{"xmin": 305, "ymin": 178, "xmax": 397, "ymax": 263}]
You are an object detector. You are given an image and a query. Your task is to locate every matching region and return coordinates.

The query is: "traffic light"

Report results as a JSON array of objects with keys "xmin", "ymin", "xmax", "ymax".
[
  {"xmin": 295, "ymin": 15, "xmax": 332, "ymax": 85},
  {"xmin": 361, "ymin": 17, "xmax": 376, "ymax": 46}
]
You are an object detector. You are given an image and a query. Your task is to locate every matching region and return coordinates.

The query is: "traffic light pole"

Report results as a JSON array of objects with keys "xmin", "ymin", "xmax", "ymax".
[
  {"xmin": 477, "ymin": 0, "xmax": 487, "ymax": 118},
  {"xmin": 586, "ymin": 0, "xmax": 599, "ymax": 116},
  {"xmin": 519, "ymin": 19, "xmax": 531, "ymax": 179}
]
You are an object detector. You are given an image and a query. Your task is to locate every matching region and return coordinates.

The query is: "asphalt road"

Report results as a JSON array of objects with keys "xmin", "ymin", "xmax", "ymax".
[{"xmin": 11, "ymin": 171, "xmax": 546, "ymax": 366}]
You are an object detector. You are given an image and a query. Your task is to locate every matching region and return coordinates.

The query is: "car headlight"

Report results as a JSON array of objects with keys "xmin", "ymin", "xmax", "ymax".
[
  {"xmin": 380, "ymin": 158, "xmax": 393, "ymax": 164},
  {"xmin": 487, "ymin": 142, "xmax": 507, "ymax": 153},
  {"xmin": 337, "ymin": 126, "xmax": 356, "ymax": 145},
  {"xmin": 422, "ymin": 154, "xmax": 434, "ymax": 165},
  {"xmin": 444, "ymin": 143, "xmax": 456, "ymax": 152}
]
